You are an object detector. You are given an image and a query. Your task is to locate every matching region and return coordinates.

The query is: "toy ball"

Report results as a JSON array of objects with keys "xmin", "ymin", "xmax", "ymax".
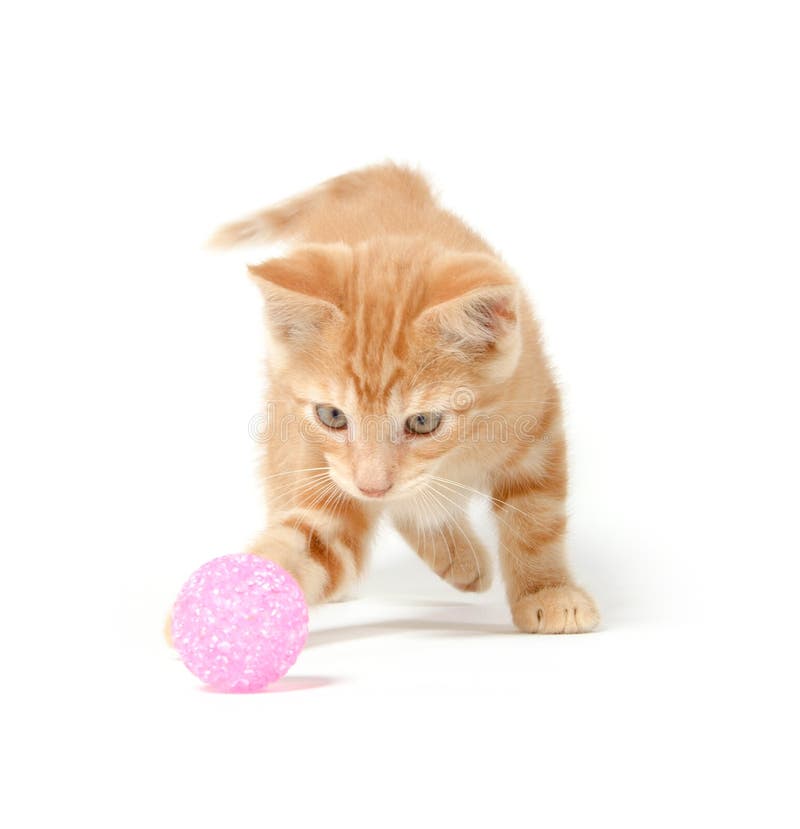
[{"xmin": 171, "ymin": 554, "xmax": 308, "ymax": 692}]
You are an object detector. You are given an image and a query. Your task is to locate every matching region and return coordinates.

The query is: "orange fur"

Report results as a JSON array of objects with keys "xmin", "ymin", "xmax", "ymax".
[{"xmin": 214, "ymin": 163, "xmax": 598, "ymax": 633}]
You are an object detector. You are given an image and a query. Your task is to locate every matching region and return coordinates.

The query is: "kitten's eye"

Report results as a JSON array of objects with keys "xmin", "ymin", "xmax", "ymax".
[
  {"xmin": 315, "ymin": 405, "xmax": 348, "ymax": 429},
  {"xmin": 405, "ymin": 412, "xmax": 442, "ymax": 435}
]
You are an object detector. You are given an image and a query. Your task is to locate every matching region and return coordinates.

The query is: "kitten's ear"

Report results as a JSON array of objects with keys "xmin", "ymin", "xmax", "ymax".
[
  {"xmin": 418, "ymin": 253, "xmax": 519, "ymax": 351},
  {"xmin": 247, "ymin": 245, "xmax": 349, "ymax": 342}
]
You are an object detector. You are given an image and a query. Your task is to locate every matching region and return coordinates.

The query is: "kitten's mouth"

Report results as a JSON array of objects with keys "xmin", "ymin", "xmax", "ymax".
[{"xmin": 357, "ymin": 485, "xmax": 393, "ymax": 499}]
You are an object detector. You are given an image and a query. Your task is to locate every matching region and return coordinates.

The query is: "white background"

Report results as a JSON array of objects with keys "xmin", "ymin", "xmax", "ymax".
[{"xmin": 2, "ymin": 2, "xmax": 798, "ymax": 827}]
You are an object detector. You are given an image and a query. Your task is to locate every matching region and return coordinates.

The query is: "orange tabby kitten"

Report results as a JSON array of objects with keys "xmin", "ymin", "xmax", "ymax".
[{"xmin": 212, "ymin": 164, "xmax": 599, "ymax": 633}]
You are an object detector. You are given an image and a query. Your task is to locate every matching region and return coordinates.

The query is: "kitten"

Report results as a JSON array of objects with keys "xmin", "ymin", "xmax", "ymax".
[{"xmin": 212, "ymin": 164, "xmax": 599, "ymax": 633}]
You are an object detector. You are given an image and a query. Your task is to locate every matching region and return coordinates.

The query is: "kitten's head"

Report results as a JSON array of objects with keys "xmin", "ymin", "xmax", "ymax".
[{"xmin": 250, "ymin": 240, "xmax": 522, "ymax": 501}]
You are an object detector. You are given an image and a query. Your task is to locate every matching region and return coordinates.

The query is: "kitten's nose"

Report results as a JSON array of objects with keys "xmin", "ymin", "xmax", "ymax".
[{"xmin": 358, "ymin": 484, "xmax": 392, "ymax": 498}]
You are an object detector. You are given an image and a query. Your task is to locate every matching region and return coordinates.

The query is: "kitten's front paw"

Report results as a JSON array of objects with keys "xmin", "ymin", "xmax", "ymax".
[
  {"xmin": 437, "ymin": 555, "xmax": 492, "ymax": 593},
  {"xmin": 512, "ymin": 585, "xmax": 599, "ymax": 634},
  {"xmin": 427, "ymin": 541, "xmax": 493, "ymax": 593}
]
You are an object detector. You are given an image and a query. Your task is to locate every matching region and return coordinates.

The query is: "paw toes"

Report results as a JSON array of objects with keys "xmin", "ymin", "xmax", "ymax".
[
  {"xmin": 512, "ymin": 586, "xmax": 599, "ymax": 634},
  {"xmin": 459, "ymin": 572, "xmax": 491, "ymax": 593},
  {"xmin": 436, "ymin": 561, "xmax": 454, "ymax": 580},
  {"xmin": 433, "ymin": 555, "xmax": 492, "ymax": 593},
  {"xmin": 574, "ymin": 602, "xmax": 599, "ymax": 632}
]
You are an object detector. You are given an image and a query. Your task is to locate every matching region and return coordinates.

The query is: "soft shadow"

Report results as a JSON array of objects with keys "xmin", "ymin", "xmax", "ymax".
[
  {"xmin": 378, "ymin": 598, "xmax": 477, "ymax": 608},
  {"xmin": 266, "ymin": 675, "xmax": 337, "ymax": 693},
  {"xmin": 307, "ymin": 618, "xmax": 513, "ymax": 648},
  {"xmin": 198, "ymin": 675, "xmax": 336, "ymax": 694}
]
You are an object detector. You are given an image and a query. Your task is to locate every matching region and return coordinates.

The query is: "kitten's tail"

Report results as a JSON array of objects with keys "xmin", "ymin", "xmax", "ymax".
[{"xmin": 208, "ymin": 162, "xmax": 434, "ymax": 248}]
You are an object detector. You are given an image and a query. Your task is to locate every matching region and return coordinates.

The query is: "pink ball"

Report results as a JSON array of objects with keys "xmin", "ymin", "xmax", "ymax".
[{"xmin": 171, "ymin": 554, "xmax": 308, "ymax": 692}]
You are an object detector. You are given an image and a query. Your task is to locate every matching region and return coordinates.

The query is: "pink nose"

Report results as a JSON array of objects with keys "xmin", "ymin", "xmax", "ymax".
[{"xmin": 358, "ymin": 484, "xmax": 392, "ymax": 498}]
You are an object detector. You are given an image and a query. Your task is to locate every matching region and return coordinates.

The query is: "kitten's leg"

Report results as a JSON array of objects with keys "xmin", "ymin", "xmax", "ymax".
[
  {"xmin": 249, "ymin": 484, "xmax": 374, "ymax": 605},
  {"xmin": 393, "ymin": 511, "xmax": 493, "ymax": 593},
  {"xmin": 492, "ymin": 439, "xmax": 599, "ymax": 633},
  {"xmin": 163, "ymin": 477, "xmax": 366, "ymax": 645}
]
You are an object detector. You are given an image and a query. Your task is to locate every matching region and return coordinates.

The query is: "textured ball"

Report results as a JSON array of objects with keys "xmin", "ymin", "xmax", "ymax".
[{"xmin": 171, "ymin": 554, "xmax": 308, "ymax": 692}]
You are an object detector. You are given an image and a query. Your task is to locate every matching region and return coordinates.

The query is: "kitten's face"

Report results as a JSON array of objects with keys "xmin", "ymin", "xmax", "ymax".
[
  {"xmin": 251, "ymin": 242, "xmax": 521, "ymax": 502},
  {"xmin": 291, "ymin": 365, "xmax": 477, "ymax": 501}
]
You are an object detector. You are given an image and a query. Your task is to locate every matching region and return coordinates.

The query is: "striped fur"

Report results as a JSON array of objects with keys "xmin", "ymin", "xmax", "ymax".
[{"xmin": 214, "ymin": 164, "xmax": 599, "ymax": 632}]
